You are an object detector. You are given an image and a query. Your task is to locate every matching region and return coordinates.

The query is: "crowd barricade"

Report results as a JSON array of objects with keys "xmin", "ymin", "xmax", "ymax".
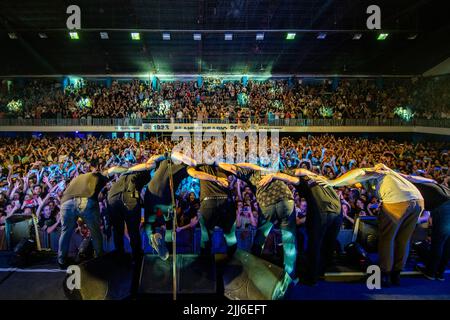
[
  {"xmin": 36, "ymin": 229, "xmax": 61, "ymax": 251},
  {"xmin": 211, "ymin": 227, "xmax": 227, "ymax": 254},
  {"xmin": 236, "ymin": 227, "xmax": 256, "ymax": 252},
  {"xmin": 0, "ymin": 117, "xmax": 449, "ymax": 128},
  {"xmin": 336, "ymin": 229, "xmax": 354, "ymax": 252},
  {"xmin": 140, "ymin": 227, "xmax": 202, "ymax": 255},
  {"xmin": 0, "ymin": 223, "xmax": 357, "ymax": 256}
]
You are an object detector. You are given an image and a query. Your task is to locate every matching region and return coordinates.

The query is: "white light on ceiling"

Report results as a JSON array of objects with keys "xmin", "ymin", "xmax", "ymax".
[
  {"xmin": 100, "ymin": 32, "xmax": 109, "ymax": 39},
  {"xmin": 162, "ymin": 32, "xmax": 171, "ymax": 40},
  {"xmin": 193, "ymin": 33, "xmax": 202, "ymax": 41},
  {"xmin": 352, "ymin": 33, "xmax": 362, "ymax": 40},
  {"xmin": 256, "ymin": 32, "xmax": 264, "ymax": 41},
  {"xmin": 38, "ymin": 33, "xmax": 48, "ymax": 39},
  {"xmin": 224, "ymin": 33, "xmax": 233, "ymax": 41}
]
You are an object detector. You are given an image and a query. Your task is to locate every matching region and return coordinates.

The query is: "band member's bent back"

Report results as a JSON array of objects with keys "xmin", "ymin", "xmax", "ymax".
[
  {"xmin": 107, "ymin": 157, "xmax": 162, "ymax": 262},
  {"xmin": 187, "ymin": 164, "xmax": 237, "ymax": 257},
  {"xmin": 144, "ymin": 159, "xmax": 189, "ymax": 260},
  {"xmin": 403, "ymin": 175, "xmax": 450, "ymax": 281},
  {"xmin": 287, "ymin": 169, "xmax": 341, "ymax": 285},
  {"xmin": 219, "ymin": 162, "xmax": 297, "ymax": 282},
  {"xmin": 326, "ymin": 164, "xmax": 424, "ymax": 287},
  {"xmin": 58, "ymin": 167, "xmax": 126, "ymax": 268}
]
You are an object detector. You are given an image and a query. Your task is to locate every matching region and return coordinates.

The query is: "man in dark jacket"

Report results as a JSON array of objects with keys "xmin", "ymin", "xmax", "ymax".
[
  {"xmin": 402, "ymin": 174, "xmax": 450, "ymax": 281},
  {"xmin": 107, "ymin": 155, "xmax": 165, "ymax": 261}
]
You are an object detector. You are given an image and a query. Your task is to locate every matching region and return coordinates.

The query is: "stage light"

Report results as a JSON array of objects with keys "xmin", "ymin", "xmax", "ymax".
[
  {"xmin": 100, "ymin": 32, "xmax": 109, "ymax": 39},
  {"xmin": 69, "ymin": 32, "xmax": 79, "ymax": 40},
  {"xmin": 286, "ymin": 32, "xmax": 296, "ymax": 40},
  {"xmin": 237, "ymin": 93, "xmax": 249, "ymax": 106},
  {"xmin": 193, "ymin": 33, "xmax": 202, "ymax": 41},
  {"xmin": 317, "ymin": 32, "xmax": 327, "ymax": 39},
  {"xmin": 319, "ymin": 106, "xmax": 333, "ymax": 117},
  {"xmin": 77, "ymin": 97, "xmax": 91, "ymax": 108},
  {"xmin": 394, "ymin": 106, "xmax": 414, "ymax": 121},
  {"xmin": 352, "ymin": 33, "xmax": 362, "ymax": 40},
  {"xmin": 256, "ymin": 32, "xmax": 264, "ymax": 41},
  {"xmin": 38, "ymin": 33, "xmax": 48, "ymax": 39},
  {"xmin": 8, "ymin": 33, "xmax": 18, "ymax": 39},
  {"xmin": 377, "ymin": 33, "xmax": 389, "ymax": 40},
  {"xmin": 162, "ymin": 32, "xmax": 170, "ymax": 40},
  {"xmin": 225, "ymin": 33, "xmax": 233, "ymax": 41},
  {"xmin": 408, "ymin": 34, "xmax": 417, "ymax": 40},
  {"xmin": 131, "ymin": 32, "xmax": 140, "ymax": 40},
  {"xmin": 7, "ymin": 99, "xmax": 23, "ymax": 112}
]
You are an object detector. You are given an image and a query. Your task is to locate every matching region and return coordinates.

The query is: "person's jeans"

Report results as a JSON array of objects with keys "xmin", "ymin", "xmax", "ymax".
[
  {"xmin": 107, "ymin": 192, "xmax": 143, "ymax": 259},
  {"xmin": 427, "ymin": 200, "xmax": 450, "ymax": 275},
  {"xmin": 257, "ymin": 199, "xmax": 296, "ymax": 279},
  {"xmin": 305, "ymin": 211, "xmax": 342, "ymax": 282},
  {"xmin": 296, "ymin": 225, "xmax": 308, "ymax": 254},
  {"xmin": 198, "ymin": 198, "xmax": 237, "ymax": 251},
  {"xmin": 378, "ymin": 199, "xmax": 424, "ymax": 272},
  {"xmin": 58, "ymin": 197, "xmax": 104, "ymax": 265}
]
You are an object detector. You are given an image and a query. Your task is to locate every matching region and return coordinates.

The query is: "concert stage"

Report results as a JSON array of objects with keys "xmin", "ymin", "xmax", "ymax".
[
  {"xmin": 0, "ymin": 251, "xmax": 450, "ymax": 300},
  {"xmin": 0, "ymin": 250, "xmax": 448, "ymax": 300}
]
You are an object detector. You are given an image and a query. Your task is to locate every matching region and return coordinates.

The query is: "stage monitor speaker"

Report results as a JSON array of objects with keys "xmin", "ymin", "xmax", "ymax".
[
  {"xmin": 222, "ymin": 249, "xmax": 284, "ymax": 300},
  {"xmin": 5, "ymin": 215, "xmax": 33, "ymax": 250},
  {"xmin": 352, "ymin": 216, "xmax": 378, "ymax": 253},
  {"xmin": 138, "ymin": 254, "xmax": 216, "ymax": 296},
  {"xmin": 65, "ymin": 252, "xmax": 134, "ymax": 300},
  {"xmin": 344, "ymin": 242, "xmax": 372, "ymax": 270}
]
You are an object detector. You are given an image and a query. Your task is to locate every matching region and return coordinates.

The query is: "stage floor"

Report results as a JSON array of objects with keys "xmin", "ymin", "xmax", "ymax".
[
  {"xmin": 286, "ymin": 274, "xmax": 450, "ymax": 300},
  {"xmin": 0, "ymin": 251, "xmax": 449, "ymax": 300}
]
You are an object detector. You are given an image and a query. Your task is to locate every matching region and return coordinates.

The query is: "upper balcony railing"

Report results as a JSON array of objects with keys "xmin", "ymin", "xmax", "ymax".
[{"xmin": 0, "ymin": 117, "xmax": 449, "ymax": 128}]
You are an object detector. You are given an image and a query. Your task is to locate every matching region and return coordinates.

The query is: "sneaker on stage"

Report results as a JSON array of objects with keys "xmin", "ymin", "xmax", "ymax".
[
  {"xmin": 390, "ymin": 270, "xmax": 401, "ymax": 286},
  {"xmin": 436, "ymin": 273, "xmax": 445, "ymax": 282},
  {"xmin": 272, "ymin": 272, "xmax": 296, "ymax": 300},
  {"xmin": 150, "ymin": 233, "xmax": 169, "ymax": 261},
  {"xmin": 415, "ymin": 264, "xmax": 436, "ymax": 281}
]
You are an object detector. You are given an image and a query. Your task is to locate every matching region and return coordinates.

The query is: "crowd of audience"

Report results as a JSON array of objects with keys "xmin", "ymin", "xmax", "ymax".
[
  {"xmin": 1, "ymin": 76, "xmax": 449, "ymax": 122},
  {"xmin": 0, "ymin": 134, "xmax": 448, "ymax": 256}
]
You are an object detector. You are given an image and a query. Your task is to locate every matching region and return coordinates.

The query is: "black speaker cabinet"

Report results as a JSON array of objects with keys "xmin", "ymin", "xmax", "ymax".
[
  {"xmin": 65, "ymin": 252, "xmax": 134, "ymax": 300},
  {"xmin": 222, "ymin": 249, "xmax": 284, "ymax": 300},
  {"xmin": 5, "ymin": 215, "xmax": 33, "ymax": 250},
  {"xmin": 138, "ymin": 254, "xmax": 216, "ymax": 296},
  {"xmin": 352, "ymin": 216, "xmax": 379, "ymax": 253}
]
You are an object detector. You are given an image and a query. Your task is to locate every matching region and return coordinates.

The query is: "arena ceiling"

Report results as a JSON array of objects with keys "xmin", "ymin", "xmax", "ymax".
[{"xmin": 0, "ymin": 0, "xmax": 449, "ymax": 76}]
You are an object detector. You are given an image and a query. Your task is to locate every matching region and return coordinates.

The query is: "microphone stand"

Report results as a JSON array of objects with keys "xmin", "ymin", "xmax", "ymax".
[{"xmin": 166, "ymin": 150, "xmax": 178, "ymax": 301}]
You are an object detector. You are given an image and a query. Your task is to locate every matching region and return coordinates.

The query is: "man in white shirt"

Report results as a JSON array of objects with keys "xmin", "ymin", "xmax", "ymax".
[{"xmin": 322, "ymin": 163, "xmax": 424, "ymax": 287}]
